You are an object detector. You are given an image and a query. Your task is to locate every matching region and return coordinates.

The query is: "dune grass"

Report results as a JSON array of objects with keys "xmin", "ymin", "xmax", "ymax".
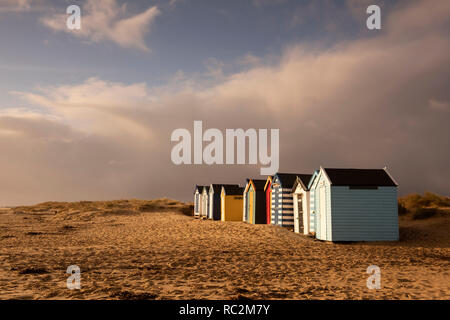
[
  {"xmin": 12, "ymin": 198, "xmax": 194, "ymax": 217},
  {"xmin": 399, "ymin": 192, "xmax": 449, "ymax": 219}
]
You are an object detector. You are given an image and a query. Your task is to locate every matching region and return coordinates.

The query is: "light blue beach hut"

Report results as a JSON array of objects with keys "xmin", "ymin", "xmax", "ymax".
[{"xmin": 309, "ymin": 167, "xmax": 399, "ymax": 242}]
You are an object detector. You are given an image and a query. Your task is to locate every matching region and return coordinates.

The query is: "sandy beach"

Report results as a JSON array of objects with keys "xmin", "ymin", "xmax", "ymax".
[{"xmin": 0, "ymin": 200, "xmax": 448, "ymax": 300}]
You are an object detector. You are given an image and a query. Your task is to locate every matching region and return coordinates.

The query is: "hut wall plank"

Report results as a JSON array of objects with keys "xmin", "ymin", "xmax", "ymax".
[{"xmin": 330, "ymin": 186, "xmax": 399, "ymax": 241}]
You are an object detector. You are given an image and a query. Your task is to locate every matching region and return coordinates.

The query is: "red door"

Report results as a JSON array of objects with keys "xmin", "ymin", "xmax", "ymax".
[{"xmin": 266, "ymin": 181, "xmax": 271, "ymax": 224}]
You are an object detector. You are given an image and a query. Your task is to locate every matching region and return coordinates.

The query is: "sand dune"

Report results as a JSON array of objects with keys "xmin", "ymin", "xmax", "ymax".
[{"xmin": 0, "ymin": 200, "xmax": 448, "ymax": 300}]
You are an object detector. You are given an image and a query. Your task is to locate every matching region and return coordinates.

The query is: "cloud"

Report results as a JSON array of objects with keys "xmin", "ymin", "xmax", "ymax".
[
  {"xmin": 0, "ymin": 108, "xmax": 73, "ymax": 140},
  {"xmin": 1, "ymin": 0, "xmax": 450, "ymax": 205},
  {"xmin": 238, "ymin": 53, "xmax": 262, "ymax": 67},
  {"xmin": 0, "ymin": 0, "xmax": 46, "ymax": 12},
  {"xmin": 252, "ymin": 0, "xmax": 287, "ymax": 7},
  {"xmin": 168, "ymin": 0, "xmax": 182, "ymax": 9},
  {"xmin": 428, "ymin": 99, "xmax": 449, "ymax": 111},
  {"xmin": 14, "ymin": 77, "xmax": 154, "ymax": 140},
  {"xmin": 41, "ymin": 0, "xmax": 160, "ymax": 51},
  {"xmin": 0, "ymin": 0, "xmax": 30, "ymax": 12}
]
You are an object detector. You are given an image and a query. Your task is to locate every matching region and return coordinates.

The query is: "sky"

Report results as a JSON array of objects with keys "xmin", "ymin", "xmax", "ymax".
[{"xmin": 0, "ymin": 0, "xmax": 449, "ymax": 206}]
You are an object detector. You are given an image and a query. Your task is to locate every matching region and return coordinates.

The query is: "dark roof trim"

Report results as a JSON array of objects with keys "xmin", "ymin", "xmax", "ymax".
[
  {"xmin": 323, "ymin": 168, "xmax": 398, "ymax": 187},
  {"xmin": 222, "ymin": 185, "xmax": 244, "ymax": 195},
  {"xmin": 249, "ymin": 179, "xmax": 267, "ymax": 191},
  {"xmin": 291, "ymin": 174, "xmax": 313, "ymax": 192},
  {"xmin": 210, "ymin": 184, "xmax": 239, "ymax": 193},
  {"xmin": 195, "ymin": 185, "xmax": 206, "ymax": 193},
  {"xmin": 275, "ymin": 173, "xmax": 310, "ymax": 188}
]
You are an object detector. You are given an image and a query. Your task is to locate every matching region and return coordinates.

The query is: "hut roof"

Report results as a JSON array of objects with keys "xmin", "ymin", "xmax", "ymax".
[
  {"xmin": 292, "ymin": 174, "xmax": 313, "ymax": 192},
  {"xmin": 264, "ymin": 176, "xmax": 273, "ymax": 191},
  {"xmin": 323, "ymin": 168, "xmax": 397, "ymax": 187},
  {"xmin": 222, "ymin": 185, "xmax": 244, "ymax": 195},
  {"xmin": 307, "ymin": 170, "xmax": 320, "ymax": 190},
  {"xmin": 211, "ymin": 184, "xmax": 239, "ymax": 193},
  {"xmin": 275, "ymin": 173, "xmax": 303, "ymax": 188},
  {"xmin": 195, "ymin": 185, "xmax": 206, "ymax": 192},
  {"xmin": 250, "ymin": 179, "xmax": 267, "ymax": 191}
]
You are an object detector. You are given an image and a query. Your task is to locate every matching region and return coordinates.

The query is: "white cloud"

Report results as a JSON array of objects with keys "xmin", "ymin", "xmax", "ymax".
[
  {"xmin": 41, "ymin": 0, "xmax": 160, "ymax": 51},
  {"xmin": 0, "ymin": 0, "xmax": 46, "ymax": 12},
  {"xmin": 428, "ymin": 99, "xmax": 449, "ymax": 111},
  {"xmin": 14, "ymin": 77, "xmax": 154, "ymax": 139}
]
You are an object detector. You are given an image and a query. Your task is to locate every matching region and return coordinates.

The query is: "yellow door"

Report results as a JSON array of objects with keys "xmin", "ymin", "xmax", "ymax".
[
  {"xmin": 221, "ymin": 193, "xmax": 225, "ymax": 221},
  {"xmin": 248, "ymin": 189, "xmax": 254, "ymax": 224}
]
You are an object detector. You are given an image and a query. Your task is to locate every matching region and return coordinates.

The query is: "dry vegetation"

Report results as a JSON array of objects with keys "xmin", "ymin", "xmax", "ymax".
[
  {"xmin": 399, "ymin": 192, "xmax": 450, "ymax": 220},
  {"xmin": 12, "ymin": 198, "xmax": 194, "ymax": 219}
]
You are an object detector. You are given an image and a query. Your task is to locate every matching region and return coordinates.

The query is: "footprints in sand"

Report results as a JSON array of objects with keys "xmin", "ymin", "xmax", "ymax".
[{"xmin": 0, "ymin": 209, "xmax": 448, "ymax": 299}]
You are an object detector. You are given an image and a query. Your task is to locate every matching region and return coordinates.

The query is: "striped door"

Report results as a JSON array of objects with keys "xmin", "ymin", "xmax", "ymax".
[
  {"xmin": 278, "ymin": 188, "xmax": 294, "ymax": 227},
  {"xmin": 271, "ymin": 185, "xmax": 278, "ymax": 225}
]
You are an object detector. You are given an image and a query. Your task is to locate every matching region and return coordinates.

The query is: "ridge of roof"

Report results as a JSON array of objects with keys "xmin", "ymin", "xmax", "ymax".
[{"xmin": 263, "ymin": 176, "xmax": 273, "ymax": 191}]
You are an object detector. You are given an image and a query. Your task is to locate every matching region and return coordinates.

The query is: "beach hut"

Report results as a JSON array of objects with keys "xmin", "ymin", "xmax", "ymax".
[
  {"xmin": 307, "ymin": 170, "xmax": 320, "ymax": 234},
  {"xmin": 221, "ymin": 185, "xmax": 244, "ymax": 221},
  {"xmin": 242, "ymin": 179, "xmax": 250, "ymax": 222},
  {"xmin": 264, "ymin": 176, "xmax": 273, "ymax": 224},
  {"xmin": 309, "ymin": 167, "xmax": 399, "ymax": 242},
  {"xmin": 247, "ymin": 179, "xmax": 267, "ymax": 224},
  {"xmin": 271, "ymin": 173, "xmax": 305, "ymax": 228},
  {"xmin": 201, "ymin": 186, "xmax": 210, "ymax": 219},
  {"xmin": 208, "ymin": 184, "xmax": 239, "ymax": 220},
  {"xmin": 194, "ymin": 185, "xmax": 204, "ymax": 218},
  {"xmin": 292, "ymin": 174, "xmax": 313, "ymax": 234}
]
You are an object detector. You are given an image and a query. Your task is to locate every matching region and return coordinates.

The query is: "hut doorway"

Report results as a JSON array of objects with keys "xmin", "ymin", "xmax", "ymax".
[
  {"xmin": 209, "ymin": 193, "xmax": 213, "ymax": 219},
  {"xmin": 296, "ymin": 195, "xmax": 304, "ymax": 234},
  {"xmin": 319, "ymin": 185, "xmax": 327, "ymax": 239},
  {"xmin": 248, "ymin": 189, "xmax": 254, "ymax": 224}
]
